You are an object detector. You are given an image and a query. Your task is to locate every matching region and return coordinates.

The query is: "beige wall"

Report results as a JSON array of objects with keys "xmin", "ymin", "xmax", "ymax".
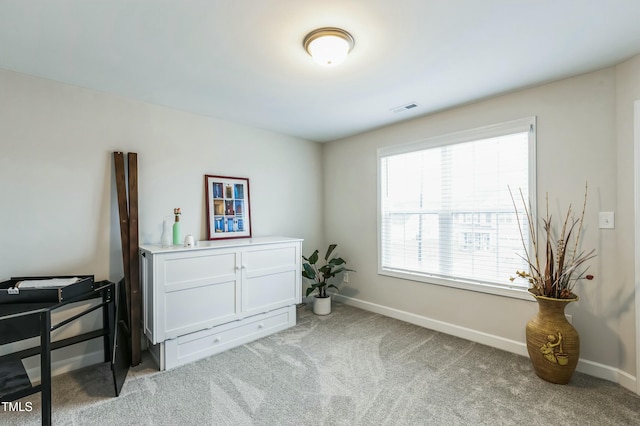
[
  {"xmin": 615, "ymin": 54, "xmax": 640, "ymax": 383},
  {"xmin": 324, "ymin": 64, "xmax": 636, "ymax": 388},
  {"xmin": 0, "ymin": 69, "xmax": 323, "ymax": 372},
  {"xmin": 0, "ymin": 69, "xmax": 324, "ymax": 278}
]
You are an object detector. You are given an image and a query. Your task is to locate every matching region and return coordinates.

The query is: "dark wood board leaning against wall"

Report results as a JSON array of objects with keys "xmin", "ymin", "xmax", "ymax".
[{"xmin": 113, "ymin": 151, "xmax": 141, "ymax": 366}]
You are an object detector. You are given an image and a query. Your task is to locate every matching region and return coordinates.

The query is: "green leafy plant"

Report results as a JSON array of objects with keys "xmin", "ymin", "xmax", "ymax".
[
  {"xmin": 302, "ymin": 244, "xmax": 353, "ymax": 298},
  {"xmin": 509, "ymin": 183, "xmax": 595, "ymax": 299}
]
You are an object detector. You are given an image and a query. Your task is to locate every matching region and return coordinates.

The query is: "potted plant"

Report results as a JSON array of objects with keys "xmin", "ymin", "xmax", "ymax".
[
  {"xmin": 509, "ymin": 183, "xmax": 596, "ymax": 384},
  {"xmin": 302, "ymin": 244, "xmax": 353, "ymax": 315}
]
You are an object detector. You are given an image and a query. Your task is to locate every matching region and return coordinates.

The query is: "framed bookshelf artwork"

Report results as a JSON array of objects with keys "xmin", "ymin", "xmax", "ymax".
[{"xmin": 205, "ymin": 175, "xmax": 252, "ymax": 240}]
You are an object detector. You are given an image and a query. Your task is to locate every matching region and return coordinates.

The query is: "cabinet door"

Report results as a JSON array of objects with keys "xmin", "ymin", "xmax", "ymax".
[
  {"xmin": 157, "ymin": 248, "xmax": 240, "ymax": 341},
  {"xmin": 241, "ymin": 242, "xmax": 300, "ymax": 316}
]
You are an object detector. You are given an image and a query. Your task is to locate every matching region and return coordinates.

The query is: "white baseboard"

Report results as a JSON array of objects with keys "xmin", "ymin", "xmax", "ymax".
[{"xmin": 334, "ymin": 294, "xmax": 638, "ymax": 394}]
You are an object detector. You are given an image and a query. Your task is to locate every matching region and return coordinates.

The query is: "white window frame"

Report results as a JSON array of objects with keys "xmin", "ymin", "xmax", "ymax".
[{"xmin": 377, "ymin": 117, "xmax": 537, "ymax": 300}]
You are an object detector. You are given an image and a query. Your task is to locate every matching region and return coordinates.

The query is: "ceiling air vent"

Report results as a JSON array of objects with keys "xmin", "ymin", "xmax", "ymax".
[{"xmin": 390, "ymin": 102, "xmax": 420, "ymax": 113}]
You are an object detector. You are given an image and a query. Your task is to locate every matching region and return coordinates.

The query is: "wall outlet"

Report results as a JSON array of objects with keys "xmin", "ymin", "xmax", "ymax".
[
  {"xmin": 343, "ymin": 272, "xmax": 349, "ymax": 283},
  {"xmin": 599, "ymin": 211, "xmax": 615, "ymax": 229},
  {"xmin": 565, "ymin": 314, "xmax": 572, "ymax": 324}
]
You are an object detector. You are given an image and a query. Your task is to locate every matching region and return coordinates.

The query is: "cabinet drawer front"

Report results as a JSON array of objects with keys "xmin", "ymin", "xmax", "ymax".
[
  {"xmin": 243, "ymin": 244, "xmax": 298, "ymax": 271},
  {"xmin": 242, "ymin": 242, "xmax": 300, "ymax": 314},
  {"xmin": 164, "ymin": 280, "xmax": 238, "ymax": 339},
  {"xmin": 164, "ymin": 251, "xmax": 236, "ymax": 292},
  {"xmin": 243, "ymin": 270, "xmax": 296, "ymax": 314},
  {"xmin": 163, "ymin": 306, "xmax": 296, "ymax": 370},
  {"xmin": 161, "ymin": 250, "xmax": 240, "ymax": 339}
]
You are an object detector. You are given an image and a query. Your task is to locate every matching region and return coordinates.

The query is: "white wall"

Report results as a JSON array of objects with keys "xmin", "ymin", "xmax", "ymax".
[
  {"xmin": 0, "ymin": 69, "xmax": 323, "ymax": 372},
  {"xmin": 324, "ymin": 65, "xmax": 637, "ymax": 389}
]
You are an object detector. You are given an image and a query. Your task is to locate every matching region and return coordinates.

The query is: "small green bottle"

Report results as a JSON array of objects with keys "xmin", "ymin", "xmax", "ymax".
[{"xmin": 173, "ymin": 208, "xmax": 182, "ymax": 245}]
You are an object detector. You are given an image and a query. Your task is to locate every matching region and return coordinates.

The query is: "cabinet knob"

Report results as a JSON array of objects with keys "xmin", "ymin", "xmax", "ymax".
[
  {"xmin": 258, "ymin": 323, "xmax": 264, "ymax": 329},
  {"xmin": 214, "ymin": 337, "xmax": 221, "ymax": 343}
]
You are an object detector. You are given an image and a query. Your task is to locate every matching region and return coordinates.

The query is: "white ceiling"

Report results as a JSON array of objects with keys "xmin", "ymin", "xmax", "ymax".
[{"xmin": 1, "ymin": 1, "xmax": 640, "ymax": 142}]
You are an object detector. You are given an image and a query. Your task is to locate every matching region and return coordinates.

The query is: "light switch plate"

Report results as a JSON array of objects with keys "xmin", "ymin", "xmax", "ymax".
[{"xmin": 599, "ymin": 212, "xmax": 615, "ymax": 229}]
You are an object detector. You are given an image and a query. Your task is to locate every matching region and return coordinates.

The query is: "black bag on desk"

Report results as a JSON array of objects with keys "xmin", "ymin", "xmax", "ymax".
[
  {"xmin": 0, "ymin": 275, "xmax": 96, "ymax": 345},
  {"xmin": 0, "ymin": 275, "xmax": 94, "ymax": 304}
]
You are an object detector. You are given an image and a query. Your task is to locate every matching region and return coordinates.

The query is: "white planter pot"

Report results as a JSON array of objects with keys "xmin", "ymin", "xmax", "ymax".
[{"xmin": 313, "ymin": 296, "xmax": 332, "ymax": 315}]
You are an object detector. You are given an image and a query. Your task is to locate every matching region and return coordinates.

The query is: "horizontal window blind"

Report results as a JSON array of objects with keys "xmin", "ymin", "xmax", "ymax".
[{"xmin": 378, "ymin": 118, "xmax": 535, "ymax": 293}]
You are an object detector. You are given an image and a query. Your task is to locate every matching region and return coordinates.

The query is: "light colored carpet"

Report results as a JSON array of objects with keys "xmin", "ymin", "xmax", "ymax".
[{"xmin": 4, "ymin": 303, "xmax": 640, "ymax": 425}]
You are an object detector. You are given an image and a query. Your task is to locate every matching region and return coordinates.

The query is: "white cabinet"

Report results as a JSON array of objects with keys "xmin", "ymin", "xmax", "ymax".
[{"xmin": 140, "ymin": 236, "xmax": 302, "ymax": 370}]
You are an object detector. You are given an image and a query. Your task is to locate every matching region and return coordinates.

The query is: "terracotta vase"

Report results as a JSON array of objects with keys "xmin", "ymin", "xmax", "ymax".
[{"xmin": 525, "ymin": 294, "xmax": 579, "ymax": 384}]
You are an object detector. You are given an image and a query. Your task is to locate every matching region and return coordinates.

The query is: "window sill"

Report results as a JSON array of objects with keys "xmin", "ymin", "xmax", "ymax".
[{"xmin": 378, "ymin": 268, "xmax": 534, "ymax": 301}]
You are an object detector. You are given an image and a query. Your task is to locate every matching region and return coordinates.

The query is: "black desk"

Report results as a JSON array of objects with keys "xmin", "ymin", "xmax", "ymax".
[{"xmin": 0, "ymin": 279, "xmax": 129, "ymax": 426}]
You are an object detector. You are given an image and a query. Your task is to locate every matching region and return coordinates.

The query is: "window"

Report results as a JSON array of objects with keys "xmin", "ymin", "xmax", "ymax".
[{"xmin": 378, "ymin": 117, "xmax": 536, "ymax": 299}]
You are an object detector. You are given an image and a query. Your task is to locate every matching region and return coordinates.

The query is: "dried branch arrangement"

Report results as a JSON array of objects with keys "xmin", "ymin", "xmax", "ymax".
[{"xmin": 509, "ymin": 183, "xmax": 595, "ymax": 299}]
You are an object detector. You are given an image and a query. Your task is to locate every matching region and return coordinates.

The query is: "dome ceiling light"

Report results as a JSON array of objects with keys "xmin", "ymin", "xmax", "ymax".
[{"xmin": 303, "ymin": 27, "xmax": 355, "ymax": 66}]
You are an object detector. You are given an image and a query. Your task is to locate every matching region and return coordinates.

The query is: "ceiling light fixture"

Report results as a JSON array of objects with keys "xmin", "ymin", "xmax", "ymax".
[{"xmin": 303, "ymin": 27, "xmax": 355, "ymax": 66}]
